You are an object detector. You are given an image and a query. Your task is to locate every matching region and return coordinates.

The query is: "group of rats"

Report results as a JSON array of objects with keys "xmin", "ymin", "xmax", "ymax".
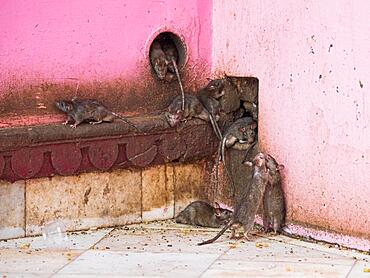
[
  {"xmin": 162, "ymin": 74, "xmax": 285, "ymax": 245},
  {"xmin": 176, "ymin": 151, "xmax": 285, "ymax": 246},
  {"xmin": 54, "ymin": 53, "xmax": 285, "ymax": 245}
]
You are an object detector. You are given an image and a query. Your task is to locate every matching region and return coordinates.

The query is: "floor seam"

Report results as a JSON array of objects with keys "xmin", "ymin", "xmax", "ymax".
[
  {"xmin": 198, "ymin": 246, "xmax": 232, "ymax": 277},
  {"xmin": 345, "ymin": 260, "xmax": 357, "ymax": 278},
  {"xmin": 49, "ymin": 227, "xmax": 115, "ymax": 277},
  {"xmin": 263, "ymin": 234, "xmax": 356, "ymax": 259}
]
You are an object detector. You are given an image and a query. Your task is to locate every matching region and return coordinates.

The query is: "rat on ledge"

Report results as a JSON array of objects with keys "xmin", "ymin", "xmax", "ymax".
[{"xmin": 55, "ymin": 98, "xmax": 139, "ymax": 130}]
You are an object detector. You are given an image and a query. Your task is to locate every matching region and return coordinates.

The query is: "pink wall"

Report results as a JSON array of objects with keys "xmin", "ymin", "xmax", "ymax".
[
  {"xmin": 213, "ymin": 0, "xmax": 370, "ymax": 246},
  {"xmin": 1, "ymin": 0, "xmax": 369, "ymax": 248},
  {"xmin": 0, "ymin": 0, "xmax": 212, "ymax": 125}
]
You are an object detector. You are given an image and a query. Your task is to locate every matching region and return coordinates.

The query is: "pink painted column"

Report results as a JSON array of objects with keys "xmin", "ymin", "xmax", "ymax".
[{"xmin": 212, "ymin": 0, "xmax": 370, "ymax": 249}]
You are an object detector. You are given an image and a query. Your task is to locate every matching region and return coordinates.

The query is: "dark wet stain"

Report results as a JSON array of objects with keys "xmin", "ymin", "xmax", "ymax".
[
  {"xmin": 103, "ymin": 185, "xmax": 110, "ymax": 195},
  {"xmin": 0, "ymin": 61, "xmax": 209, "ymax": 119},
  {"xmin": 83, "ymin": 186, "xmax": 92, "ymax": 205}
]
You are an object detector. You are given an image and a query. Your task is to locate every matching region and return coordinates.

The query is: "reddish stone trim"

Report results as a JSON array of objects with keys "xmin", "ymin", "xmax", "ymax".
[{"xmin": 0, "ymin": 117, "xmax": 218, "ymax": 182}]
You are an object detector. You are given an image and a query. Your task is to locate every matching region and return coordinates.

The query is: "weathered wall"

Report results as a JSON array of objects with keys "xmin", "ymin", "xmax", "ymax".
[
  {"xmin": 212, "ymin": 0, "xmax": 370, "ymax": 246},
  {"xmin": 0, "ymin": 162, "xmax": 209, "ymax": 239},
  {"xmin": 0, "ymin": 0, "xmax": 212, "ymax": 126}
]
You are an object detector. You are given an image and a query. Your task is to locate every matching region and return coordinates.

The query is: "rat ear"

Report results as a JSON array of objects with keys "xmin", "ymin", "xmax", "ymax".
[
  {"xmin": 214, "ymin": 203, "xmax": 221, "ymax": 216},
  {"xmin": 250, "ymin": 122, "xmax": 257, "ymax": 129},
  {"xmin": 243, "ymin": 161, "xmax": 253, "ymax": 166},
  {"xmin": 277, "ymin": 164, "xmax": 285, "ymax": 170}
]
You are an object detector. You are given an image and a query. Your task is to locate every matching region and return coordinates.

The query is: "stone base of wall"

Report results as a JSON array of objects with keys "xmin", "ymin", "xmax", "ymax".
[{"xmin": 0, "ymin": 162, "xmax": 210, "ymax": 239}]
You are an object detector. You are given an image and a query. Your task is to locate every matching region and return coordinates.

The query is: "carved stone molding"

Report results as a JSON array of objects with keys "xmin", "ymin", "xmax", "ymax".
[{"xmin": 0, "ymin": 117, "xmax": 218, "ymax": 182}]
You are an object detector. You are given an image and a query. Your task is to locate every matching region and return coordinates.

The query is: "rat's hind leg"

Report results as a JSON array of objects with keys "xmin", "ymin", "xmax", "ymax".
[
  {"xmin": 63, "ymin": 115, "xmax": 74, "ymax": 125},
  {"xmin": 70, "ymin": 115, "xmax": 84, "ymax": 128},
  {"xmin": 229, "ymin": 223, "xmax": 241, "ymax": 239}
]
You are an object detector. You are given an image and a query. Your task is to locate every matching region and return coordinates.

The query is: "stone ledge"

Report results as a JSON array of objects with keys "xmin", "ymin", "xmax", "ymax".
[{"xmin": 0, "ymin": 116, "xmax": 219, "ymax": 182}]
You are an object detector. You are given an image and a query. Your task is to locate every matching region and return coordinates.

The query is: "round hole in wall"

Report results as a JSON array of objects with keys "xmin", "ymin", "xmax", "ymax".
[{"xmin": 149, "ymin": 32, "xmax": 187, "ymax": 81}]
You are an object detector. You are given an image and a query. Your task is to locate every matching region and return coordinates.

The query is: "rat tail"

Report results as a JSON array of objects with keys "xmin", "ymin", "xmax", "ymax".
[
  {"xmin": 208, "ymin": 114, "xmax": 222, "ymax": 140},
  {"xmin": 220, "ymin": 136, "xmax": 227, "ymax": 162},
  {"xmin": 198, "ymin": 220, "xmax": 233, "ymax": 246},
  {"xmin": 242, "ymin": 141, "xmax": 257, "ymax": 163},
  {"xmin": 213, "ymin": 142, "xmax": 221, "ymax": 202},
  {"xmin": 111, "ymin": 112, "xmax": 140, "ymax": 131}
]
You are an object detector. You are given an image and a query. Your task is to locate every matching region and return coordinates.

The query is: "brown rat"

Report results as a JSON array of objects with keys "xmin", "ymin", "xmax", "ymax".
[
  {"xmin": 213, "ymin": 117, "xmax": 257, "ymax": 200},
  {"xmin": 198, "ymin": 152, "xmax": 271, "ymax": 245},
  {"xmin": 175, "ymin": 201, "xmax": 232, "ymax": 228},
  {"xmin": 218, "ymin": 77, "xmax": 241, "ymax": 114},
  {"xmin": 243, "ymin": 101, "xmax": 258, "ymax": 121},
  {"xmin": 55, "ymin": 99, "xmax": 138, "ymax": 130},
  {"xmin": 149, "ymin": 41, "xmax": 169, "ymax": 80},
  {"xmin": 226, "ymin": 76, "xmax": 258, "ymax": 104},
  {"xmin": 161, "ymin": 40, "xmax": 178, "ymax": 75},
  {"xmin": 196, "ymin": 79, "xmax": 226, "ymax": 139},
  {"xmin": 164, "ymin": 94, "xmax": 210, "ymax": 127},
  {"xmin": 165, "ymin": 90, "xmax": 226, "ymax": 141},
  {"xmin": 220, "ymin": 117, "xmax": 257, "ymax": 161},
  {"xmin": 263, "ymin": 154, "xmax": 285, "ymax": 233}
]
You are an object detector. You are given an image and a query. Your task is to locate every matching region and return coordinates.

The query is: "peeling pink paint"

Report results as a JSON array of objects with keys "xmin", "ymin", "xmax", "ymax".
[{"xmin": 213, "ymin": 0, "xmax": 370, "ymax": 249}]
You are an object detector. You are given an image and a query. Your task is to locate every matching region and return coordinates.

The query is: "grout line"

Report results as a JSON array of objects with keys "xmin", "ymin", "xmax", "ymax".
[
  {"xmin": 23, "ymin": 180, "xmax": 27, "ymax": 237},
  {"xmin": 140, "ymin": 169, "xmax": 143, "ymax": 222},
  {"xmin": 345, "ymin": 260, "xmax": 357, "ymax": 278},
  {"xmin": 49, "ymin": 228, "xmax": 114, "ymax": 277},
  {"xmin": 173, "ymin": 164, "xmax": 176, "ymax": 217},
  {"xmin": 218, "ymin": 258, "xmax": 355, "ymax": 265},
  {"xmin": 258, "ymin": 233, "xmax": 357, "ymax": 259},
  {"xmin": 198, "ymin": 246, "xmax": 232, "ymax": 277}
]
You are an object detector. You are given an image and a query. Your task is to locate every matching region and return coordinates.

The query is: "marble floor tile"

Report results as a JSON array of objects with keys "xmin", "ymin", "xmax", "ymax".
[{"xmin": 57, "ymin": 250, "xmax": 219, "ymax": 277}]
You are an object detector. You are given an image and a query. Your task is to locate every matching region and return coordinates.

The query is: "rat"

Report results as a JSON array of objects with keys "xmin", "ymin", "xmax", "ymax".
[
  {"xmin": 262, "ymin": 154, "xmax": 285, "ymax": 233},
  {"xmin": 198, "ymin": 152, "xmax": 271, "ymax": 245},
  {"xmin": 220, "ymin": 117, "xmax": 257, "ymax": 161},
  {"xmin": 149, "ymin": 41, "xmax": 169, "ymax": 80},
  {"xmin": 175, "ymin": 201, "xmax": 232, "ymax": 228},
  {"xmin": 213, "ymin": 117, "xmax": 257, "ymax": 199},
  {"xmin": 196, "ymin": 79, "xmax": 226, "ymax": 139},
  {"xmin": 243, "ymin": 101, "xmax": 258, "ymax": 121},
  {"xmin": 164, "ymin": 94, "xmax": 209, "ymax": 127},
  {"xmin": 164, "ymin": 93, "xmax": 223, "ymax": 139},
  {"xmin": 226, "ymin": 76, "xmax": 258, "ymax": 104},
  {"xmin": 55, "ymin": 99, "xmax": 139, "ymax": 130},
  {"xmin": 217, "ymin": 77, "xmax": 241, "ymax": 114},
  {"xmin": 161, "ymin": 40, "xmax": 178, "ymax": 75}
]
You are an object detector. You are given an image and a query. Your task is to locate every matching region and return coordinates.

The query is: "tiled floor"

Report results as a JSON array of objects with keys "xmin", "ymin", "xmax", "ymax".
[{"xmin": 0, "ymin": 221, "xmax": 369, "ymax": 277}]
